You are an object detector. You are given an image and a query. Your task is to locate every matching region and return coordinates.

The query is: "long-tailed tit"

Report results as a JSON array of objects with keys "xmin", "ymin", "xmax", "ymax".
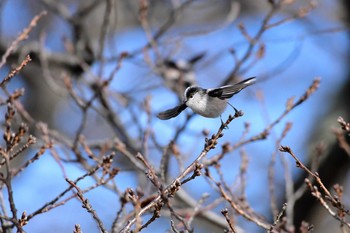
[
  {"xmin": 158, "ymin": 53, "xmax": 206, "ymax": 95},
  {"xmin": 157, "ymin": 77, "xmax": 256, "ymax": 120}
]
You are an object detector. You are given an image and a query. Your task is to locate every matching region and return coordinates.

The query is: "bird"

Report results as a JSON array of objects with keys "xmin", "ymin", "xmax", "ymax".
[
  {"xmin": 158, "ymin": 52, "xmax": 206, "ymax": 96},
  {"xmin": 157, "ymin": 77, "xmax": 256, "ymax": 120},
  {"xmin": 161, "ymin": 52, "xmax": 205, "ymax": 85}
]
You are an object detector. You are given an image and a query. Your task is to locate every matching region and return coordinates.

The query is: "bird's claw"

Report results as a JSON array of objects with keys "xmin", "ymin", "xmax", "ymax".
[{"xmin": 220, "ymin": 116, "xmax": 229, "ymax": 129}]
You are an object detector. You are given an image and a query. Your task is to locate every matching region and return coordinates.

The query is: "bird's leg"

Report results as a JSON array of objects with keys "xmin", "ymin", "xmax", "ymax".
[
  {"xmin": 220, "ymin": 102, "xmax": 240, "ymax": 129},
  {"xmin": 220, "ymin": 115, "xmax": 229, "ymax": 129},
  {"xmin": 227, "ymin": 102, "xmax": 240, "ymax": 116}
]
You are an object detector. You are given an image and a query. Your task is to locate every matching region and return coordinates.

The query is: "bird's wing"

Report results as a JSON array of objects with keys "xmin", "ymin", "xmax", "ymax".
[
  {"xmin": 189, "ymin": 52, "xmax": 206, "ymax": 65},
  {"xmin": 157, "ymin": 103, "xmax": 187, "ymax": 120},
  {"xmin": 207, "ymin": 77, "xmax": 256, "ymax": 99}
]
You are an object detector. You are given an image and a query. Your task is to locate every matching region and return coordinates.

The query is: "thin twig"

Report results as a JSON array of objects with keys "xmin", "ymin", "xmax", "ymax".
[
  {"xmin": 280, "ymin": 146, "xmax": 350, "ymax": 229},
  {"xmin": 66, "ymin": 179, "xmax": 107, "ymax": 233},
  {"xmin": 0, "ymin": 55, "xmax": 32, "ymax": 87},
  {"xmin": 221, "ymin": 208, "xmax": 237, "ymax": 233},
  {"xmin": 120, "ymin": 112, "xmax": 242, "ymax": 232},
  {"xmin": 0, "ymin": 11, "xmax": 46, "ymax": 69}
]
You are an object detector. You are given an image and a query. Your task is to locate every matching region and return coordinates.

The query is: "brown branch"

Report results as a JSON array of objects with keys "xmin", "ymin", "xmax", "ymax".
[
  {"xmin": 224, "ymin": 2, "xmax": 282, "ymax": 84},
  {"xmin": 280, "ymin": 146, "xmax": 350, "ymax": 228},
  {"xmin": 73, "ymin": 224, "xmax": 82, "ymax": 233},
  {"xmin": 0, "ymin": 11, "xmax": 47, "ymax": 69},
  {"xmin": 0, "ymin": 55, "xmax": 32, "ymax": 87},
  {"xmin": 120, "ymin": 112, "xmax": 243, "ymax": 232},
  {"xmin": 27, "ymin": 164, "xmax": 101, "ymax": 221},
  {"xmin": 12, "ymin": 141, "xmax": 48, "ymax": 177},
  {"xmin": 136, "ymin": 152, "xmax": 162, "ymax": 190},
  {"xmin": 305, "ymin": 179, "xmax": 350, "ymax": 229},
  {"xmin": 0, "ymin": 150, "xmax": 21, "ymax": 232},
  {"xmin": 266, "ymin": 1, "xmax": 317, "ymax": 29},
  {"xmin": 334, "ymin": 116, "xmax": 350, "ymax": 156},
  {"xmin": 205, "ymin": 78, "xmax": 320, "ymax": 166},
  {"xmin": 338, "ymin": 116, "xmax": 350, "ymax": 133},
  {"xmin": 268, "ymin": 203, "xmax": 287, "ymax": 232},
  {"xmin": 96, "ymin": 0, "xmax": 113, "ymax": 77},
  {"xmin": 216, "ymin": 182, "xmax": 270, "ymax": 230},
  {"xmin": 225, "ymin": 0, "xmax": 316, "ymax": 84},
  {"xmin": 66, "ymin": 178, "xmax": 107, "ymax": 233},
  {"xmin": 268, "ymin": 122, "xmax": 292, "ymax": 218},
  {"xmin": 333, "ymin": 128, "xmax": 350, "ymax": 157},
  {"xmin": 221, "ymin": 208, "xmax": 237, "ymax": 233}
]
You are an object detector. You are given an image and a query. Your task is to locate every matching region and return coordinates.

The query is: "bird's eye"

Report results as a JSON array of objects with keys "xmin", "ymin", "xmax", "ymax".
[{"xmin": 185, "ymin": 87, "xmax": 198, "ymax": 100}]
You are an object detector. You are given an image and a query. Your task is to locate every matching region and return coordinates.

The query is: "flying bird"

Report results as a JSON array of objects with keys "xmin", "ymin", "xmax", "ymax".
[{"xmin": 157, "ymin": 77, "xmax": 256, "ymax": 120}]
